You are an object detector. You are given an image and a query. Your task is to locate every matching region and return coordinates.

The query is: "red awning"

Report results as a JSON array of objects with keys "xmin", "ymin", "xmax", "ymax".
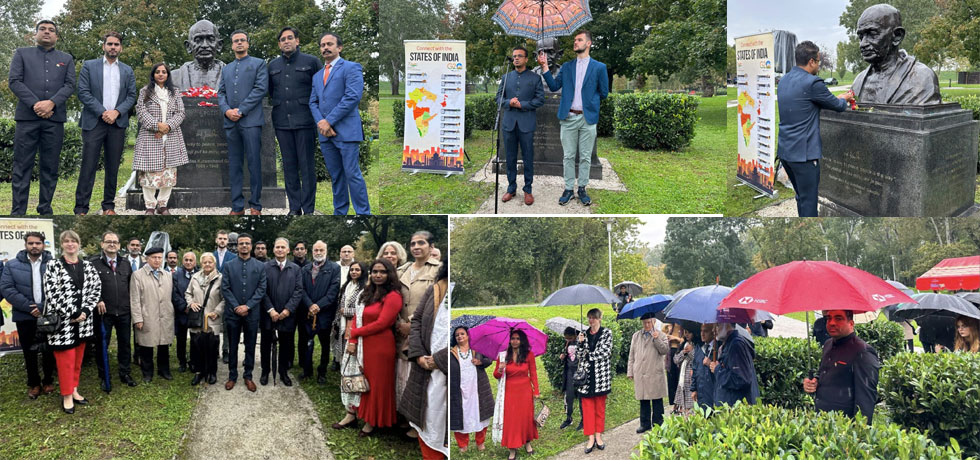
[{"xmin": 916, "ymin": 255, "xmax": 980, "ymax": 291}]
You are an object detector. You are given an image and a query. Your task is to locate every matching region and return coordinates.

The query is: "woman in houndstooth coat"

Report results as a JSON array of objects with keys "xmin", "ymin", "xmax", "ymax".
[
  {"xmin": 134, "ymin": 63, "xmax": 189, "ymax": 215},
  {"xmin": 576, "ymin": 308, "xmax": 613, "ymax": 453}
]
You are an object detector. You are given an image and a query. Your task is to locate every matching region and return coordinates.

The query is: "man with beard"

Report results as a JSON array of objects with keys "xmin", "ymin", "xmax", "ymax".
[
  {"xmin": 220, "ymin": 233, "xmax": 267, "ymax": 392},
  {"xmin": 214, "ymin": 229, "xmax": 236, "ymax": 364},
  {"xmin": 172, "ymin": 252, "xmax": 198, "ymax": 373},
  {"xmin": 172, "ymin": 20, "xmax": 225, "ymax": 91},
  {"xmin": 74, "ymin": 31, "xmax": 137, "ymax": 216},
  {"xmin": 292, "ymin": 241, "xmax": 310, "ymax": 268},
  {"xmin": 253, "ymin": 241, "xmax": 269, "ymax": 262},
  {"xmin": 89, "ymin": 231, "xmax": 138, "ymax": 390},
  {"xmin": 299, "ymin": 240, "xmax": 340, "ymax": 383}
]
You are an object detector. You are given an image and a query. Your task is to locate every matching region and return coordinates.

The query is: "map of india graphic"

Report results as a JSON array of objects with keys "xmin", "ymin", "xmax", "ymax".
[
  {"xmin": 737, "ymin": 90, "xmax": 756, "ymax": 146},
  {"xmin": 406, "ymin": 87, "xmax": 439, "ymax": 137}
]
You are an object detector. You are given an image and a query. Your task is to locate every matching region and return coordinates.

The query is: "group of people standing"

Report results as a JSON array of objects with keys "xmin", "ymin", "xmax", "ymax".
[{"xmin": 8, "ymin": 19, "xmax": 369, "ymax": 216}]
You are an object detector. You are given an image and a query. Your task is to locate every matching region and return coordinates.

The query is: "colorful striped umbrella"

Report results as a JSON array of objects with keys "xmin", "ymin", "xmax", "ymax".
[{"xmin": 492, "ymin": 0, "xmax": 593, "ymax": 40}]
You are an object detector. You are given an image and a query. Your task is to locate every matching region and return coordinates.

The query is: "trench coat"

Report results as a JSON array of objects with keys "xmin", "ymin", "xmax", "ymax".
[
  {"xmin": 130, "ymin": 265, "xmax": 176, "ymax": 347},
  {"xmin": 627, "ymin": 329, "xmax": 670, "ymax": 400}
]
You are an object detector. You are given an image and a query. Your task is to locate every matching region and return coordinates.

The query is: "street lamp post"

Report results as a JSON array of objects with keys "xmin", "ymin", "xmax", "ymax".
[{"xmin": 605, "ymin": 218, "xmax": 614, "ymax": 291}]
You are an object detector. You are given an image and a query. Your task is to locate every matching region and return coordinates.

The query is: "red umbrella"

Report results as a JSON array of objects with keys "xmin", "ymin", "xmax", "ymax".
[{"xmin": 718, "ymin": 260, "xmax": 916, "ymax": 314}]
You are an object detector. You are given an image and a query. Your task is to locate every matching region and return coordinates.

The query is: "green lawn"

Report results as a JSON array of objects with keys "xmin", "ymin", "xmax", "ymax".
[
  {"xmin": 0, "ymin": 344, "xmax": 197, "ymax": 459},
  {"xmin": 450, "ymin": 303, "xmax": 638, "ymax": 459},
  {"xmin": 378, "ymin": 95, "xmax": 729, "ymax": 214}
]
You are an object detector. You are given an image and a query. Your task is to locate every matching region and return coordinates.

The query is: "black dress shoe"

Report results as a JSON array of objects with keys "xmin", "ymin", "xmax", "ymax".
[
  {"xmin": 100, "ymin": 379, "xmax": 111, "ymax": 393},
  {"xmin": 159, "ymin": 372, "xmax": 173, "ymax": 381},
  {"xmin": 260, "ymin": 374, "xmax": 269, "ymax": 386},
  {"xmin": 121, "ymin": 375, "xmax": 137, "ymax": 387},
  {"xmin": 559, "ymin": 418, "xmax": 572, "ymax": 429},
  {"xmin": 576, "ymin": 421, "xmax": 583, "ymax": 430},
  {"xmin": 62, "ymin": 403, "xmax": 75, "ymax": 414},
  {"xmin": 222, "ymin": 355, "xmax": 229, "ymax": 364},
  {"xmin": 636, "ymin": 426, "xmax": 651, "ymax": 434},
  {"xmin": 207, "ymin": 374, "xmax": 217, "ymax": 385},
  {"xmin": 178, "ymin": 364, "xmax": 187, "ymax": 373},
  {"xmin": 287, "ymin": 210, "xmax": 301, "ymax": 216},
  {"xmin": 143, "ymin": 376, "xmax": 152, "ymax": 384},
  {"xmin": 191, "ymin": 374, "xmax": 203, "ymax": 386},
  {"xmin": 281, "ymin": 374, "xmax": 293, "ymax": 386},
  {"xmin": 298, "ymin": 372, "xmax": 313, "ymax": 380},
  {"xmin": 72, "ymin": 397, "xmax": 89, "ymax": 405},
  {"xmin": 596, "ymin": 443, "xmax": 605, "ymax": 451}
]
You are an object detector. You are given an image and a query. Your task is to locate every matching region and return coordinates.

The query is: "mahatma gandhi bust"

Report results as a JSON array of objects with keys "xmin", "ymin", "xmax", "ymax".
[
  {"xmin": 532, "ymin": 37, "xmax": 563, "ymax": 95},
  {"xmin": 171, "ymin": 20, "xmax": 226, "ymax": 91},
  {"xmin": 851, "ymin": 4, "xmax": 941, "ymax": 105}
]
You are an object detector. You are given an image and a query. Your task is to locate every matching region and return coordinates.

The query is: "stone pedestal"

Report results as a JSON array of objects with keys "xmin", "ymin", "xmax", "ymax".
[
  {"xmin": 126, "ymin": 98, "xmax": 287, "ymax": 210},
  {"xmin": 497, "ymin": 94, "xmax": 602, "ymax": 181},
  {"xmin": 818, "ymin": 103, "xmax": 979, "ymax": 216}
]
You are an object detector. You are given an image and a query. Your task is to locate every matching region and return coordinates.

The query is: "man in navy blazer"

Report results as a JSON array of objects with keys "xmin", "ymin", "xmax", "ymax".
[
  {"xmin": 220, "ymin": 233, "xmax": 267, "ymax": 391},
  {"xmin": 538, "ymin": 30, "xmax": 609, "ymax": 206},
  {"xmin": 496, "ymin": 46, "xmax": 544, "ymax": 205},
  {"xmin": 218, "ymin": 30, "xmax": 269, "ymax": 216},
  {"xmin": 309, "ymin": 32, "xmax": 370, "ymax": 215},
  {"xmin": 298, "ymin": 240, "xmax": 340, "ymax": 383},
  {"xmin": 74, "ymin": 31, "xmax": 137, "ymax": 216},
  {"xmin": 776, "ymin": 41, "xmax": 853, "ymax": 217},
  {"xmin": 259, "ymin": 238, "xmax": 304, "ymax": 386}
]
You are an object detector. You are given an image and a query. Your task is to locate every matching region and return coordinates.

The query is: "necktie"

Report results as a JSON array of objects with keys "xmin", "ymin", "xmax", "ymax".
[
  {"xmin": 131, "ymin": 258, "xmax": 138, "ymax": 271},
  {"xmin": 322, "ymin": 63, "xmax": 332, "ymax": 86},
  {"xmin": 109, "ymin": 259, "xmax": 116, "ymax": 273}
]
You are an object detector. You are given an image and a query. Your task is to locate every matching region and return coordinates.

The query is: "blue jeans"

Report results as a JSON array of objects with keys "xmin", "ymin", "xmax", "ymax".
[
  {"xmin": 503, "ymin": 128, "xmax": 534, "ymax": 194},
  {"xmin": 320, "ymin": 138, "xmax": 370, "ymax": 215},
  {"xmin": 226, "ymin": 125, "xmax": 263, "ymax": 211},
  {"xmin": 276, "ymin": 128, "xmax": 317, "ymax": 214}
]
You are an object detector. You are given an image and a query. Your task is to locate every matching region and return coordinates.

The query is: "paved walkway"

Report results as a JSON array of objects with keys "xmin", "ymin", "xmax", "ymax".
[
  {"xmin": 470, "ymin": 157, "xmax": 625, "ymax": 214},
  {"xmin": 181, "ymin": 336, "xmax": 333, "ymax": 459},
  {"xmin": 109, "ymin": 194, "xmax": 299, "ymax": 215}
]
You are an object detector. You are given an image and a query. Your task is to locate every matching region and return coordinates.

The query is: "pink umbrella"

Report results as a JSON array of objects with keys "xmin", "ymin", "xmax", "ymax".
[{"xmin": 468, "ymin": 317, "xmax": 548, "ymax": 359}]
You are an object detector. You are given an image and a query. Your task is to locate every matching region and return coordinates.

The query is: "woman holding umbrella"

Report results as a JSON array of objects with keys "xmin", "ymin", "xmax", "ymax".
[
  {"xmin": 577, "ymin": 308, "xmax": 612, "ymax": 453},
  {"xmin": 493, "ymin": 329, "xmax": 539, "ymax": 460},
  {"xmin": 185, "ymin": 252, "xmax": 224, "ymax": 386},
  {"xmin": 450, "ymin": 326, "xmax": 494, "ymax": 452},
  {"xmin": 954, "ymin": 316, "xmax": 979, "ymax": 353}
]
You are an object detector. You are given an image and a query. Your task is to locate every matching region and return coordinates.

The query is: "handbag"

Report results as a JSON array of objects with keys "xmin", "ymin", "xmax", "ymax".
[
  {"xmin": 572, "ymin": 361, "xmax": 589, "ymax": 388},
  {"xmin": 36, "ymin": 307, "xmax": 61, "ymax": 335},
  {"xmin": 535, "ymin": 400, "xmax": 550, "ymax": 427},
  {"xmin": 340, "ymin": 352, "xmax": 370, "ymax": 393},
  {"xmin": 187, "ymin": 278, "xmax": 217, "ymax": 329}
]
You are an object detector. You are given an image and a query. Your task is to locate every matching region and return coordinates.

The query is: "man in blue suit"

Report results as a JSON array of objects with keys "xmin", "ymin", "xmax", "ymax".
[
  {"xmin": 537, "ymin": 30, "xmax": 609, "ymax": 206},
  {"xmin": 299, "ymin": 240, "xmax": 340, "ymax": 383},
  {"xmin": 776, "ymin": 41, "xmax": 853, "ymax": 217},
  {"xmin": 220, "ymin": 233, "xmax": 267, "ymax": 392},
  {"xmin": 218, "ymin": 30, "xmax": 268, "ymax": 216},
  {"xmin": 497, "ymin": 46, "xmax": 544, "ymax": 205},
  {"xmin": 309, "ymin": 32, "xmax": 370, "ymax": 215},
  {"xmin": 74, "ymin": 31, "xmax": 137, "ymax": 216},
  {"xmin": 259, "ymin": 238, "xmax": 303, "ymax": 386}
]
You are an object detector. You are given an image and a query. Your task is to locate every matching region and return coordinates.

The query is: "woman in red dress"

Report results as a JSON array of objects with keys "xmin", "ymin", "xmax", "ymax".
[
  {"xmin": 348, "ymin": 259, "xmax": 404, "ymax": 437},
  {"xmin": 493, "ymin": 329, "xmax": 540, "ymax": 460}
]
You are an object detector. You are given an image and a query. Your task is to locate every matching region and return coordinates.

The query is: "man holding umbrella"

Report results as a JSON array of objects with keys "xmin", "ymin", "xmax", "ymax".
[
  {"xmin": 803, "ymin": 310, "xmax": 881, "ymax": 424},
  {"xmin": 710, "ymin": 322, "xmax": 759, "ymax": 406}
]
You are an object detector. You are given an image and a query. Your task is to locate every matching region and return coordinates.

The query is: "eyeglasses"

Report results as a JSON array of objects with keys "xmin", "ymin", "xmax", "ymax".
[
  {"xmin": 232, "ymin": 38, "xmax": 248, "ymax": 44},
  {"xmin": 103, "ymin": 241, "xmax": 119, "ymax": 245},
  {"xmin": 511, "ymin": 54, "xmax": 526, "ymax": 59}
]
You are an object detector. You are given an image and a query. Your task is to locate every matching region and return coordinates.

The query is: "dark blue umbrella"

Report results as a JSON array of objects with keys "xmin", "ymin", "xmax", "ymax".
[{"xmin": 617, "ymin": 294, "xmax": 673, "ymax": 320}]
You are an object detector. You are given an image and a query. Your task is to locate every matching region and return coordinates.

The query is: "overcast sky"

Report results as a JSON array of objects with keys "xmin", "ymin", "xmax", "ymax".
[{"xmin": 728, "ymin": 0, "xmax": 851, "ymax": 50}]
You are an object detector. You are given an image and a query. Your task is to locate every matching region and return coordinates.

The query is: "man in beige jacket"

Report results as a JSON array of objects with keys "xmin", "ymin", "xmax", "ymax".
[
  {"xmin": 131, "ymin": 247, "xmax": 176, "ymax": 383},
  {"xmin": 627, "ymin": 313, "xmax": 669, "ymax": 433}
]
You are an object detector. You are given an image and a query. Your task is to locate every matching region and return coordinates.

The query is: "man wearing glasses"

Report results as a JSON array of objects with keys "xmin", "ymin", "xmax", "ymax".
[
  {"xmin": 89, "ymin": 231, "xmax": 138, "ymax": 389},
  {"xmin": 496, "ymin": 45, "xmax": 544, "ymax": 206}
]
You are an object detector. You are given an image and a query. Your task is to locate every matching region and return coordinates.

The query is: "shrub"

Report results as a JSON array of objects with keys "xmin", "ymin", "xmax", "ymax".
[
  {"xmin": 311, "ymin": 109, "xmax": 375, "ymax": 182},
  {"xmin": 881, "ymin": 351, "xmax": 980, "ymax": 456},
  {"xmin": 614, "ymin": 92, "xmax": 700, "ymax": 151},
  {"xmin": 596, "ymin": 93, "xmax": 617, "ymax": 137},
  {"xmin": 466, "ymin": 94, "xmax": 497, "ymax": 131},
  {"xmin": 615, "ymin": 318, "xmax": 641, "ymax": 374},
  {"xmin": 392, "ymin": 99, "xmax": 405, "ymax": 139},
  {"xmin": 542, "ymin": 321, "xmax": 623, "ymax": 391},
  {"xmin": 635, "ymin": 403, "xmax": 963, "ymax": 459},
  {"xmin": 0, "ymin": 119, "xmax": 92, "ymax": 182},
  {"xmin": 948, "ymin": 94, "xmax": 980, "ymax": 167},
  {"xmin": 754, "ymin": 336, "xmax": 822, "ymax": 409},
  {"xmin": 855, "ymin": 320, "xmax": 905, "ymax": 361}
]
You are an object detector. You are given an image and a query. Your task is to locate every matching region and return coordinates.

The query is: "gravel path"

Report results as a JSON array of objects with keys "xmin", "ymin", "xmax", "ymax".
[
  {"xmin": 180, "ymin": 336, "xmax": 333, "ymax": 460},
  {"xmin": 470, "ymin": 157, "xmax": 625, "ymax": 214},
  {"xmin": 107, "ymin": 193, "xmax": 317, "ymax": 215}
]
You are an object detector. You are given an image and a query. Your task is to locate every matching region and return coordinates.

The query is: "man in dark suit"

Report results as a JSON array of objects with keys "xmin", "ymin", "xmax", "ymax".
[
  {"xmin": 218, "ymin": 30, "xmax": 269, "ymax": 216},
  {"xmin": 776, "ymin": 41, "xmax": 853, "ymax": 217},
  {"xmin": 260, "ymin": 238, "xmax": 303, "ymax": 386},
  {"xmin": 309, "ymin": 32, "xmax": 369, "ymax": 215},
  {"xmin": 125, "ymin": 236, "xmax": 144, "ymax": 366},
  {"xmin": 220, "ymin": 233, "xmax": 267, "ymax": 392},
  {"xmin": 537, "ymin": 29, "xmax": 609, "ymax": 207},
  {"xmin": 496, "ymin": 46, "xmax": 544, "ymax": 205},
  {"xmin": 8, "ymin": 20, "xmax": 75, "ymax": 215},
  {"xmin": 89, "ymin": 231, "xmax": 137, "ymax": 390},
  {"xmin": 74, "ymin": 31, "xmax": 137, "ymax": 216},
  {"xmin": 172, "ymin": 252, "xmax": 198, "ymax": 373},
  {"xmin": 213, "ymin": 230, "xmax": 236, "ymax": 363},
  {"xmin": 268, "ymin": 27, "xmax": 322, "ymax": 215},
  {"xmin": 299, "ymin": 240, "xmax": 340, "ymax": 383}
]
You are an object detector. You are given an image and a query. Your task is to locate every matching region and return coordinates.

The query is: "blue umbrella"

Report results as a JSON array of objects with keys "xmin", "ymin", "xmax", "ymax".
[
  {"xmin": 663, "ymin": 285, "xmax": 762, "ymax": 324},
  {"xmin": 617, "ymin": 294, "xmax": 673, "ymax": 320}
]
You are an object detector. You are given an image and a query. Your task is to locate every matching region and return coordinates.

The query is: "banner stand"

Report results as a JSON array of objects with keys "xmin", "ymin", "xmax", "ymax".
[{"xmin": 734, "ymin": 32, "xmax": 778, "ymax": 198}]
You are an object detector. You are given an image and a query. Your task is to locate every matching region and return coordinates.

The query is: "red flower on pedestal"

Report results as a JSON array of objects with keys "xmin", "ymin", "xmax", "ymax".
[{"xmin": 181, "ymin": 85, "xmax": 218, "ymax": 99}]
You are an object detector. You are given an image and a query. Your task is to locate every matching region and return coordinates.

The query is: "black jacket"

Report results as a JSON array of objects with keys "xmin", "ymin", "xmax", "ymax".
[
  {"xmin": 8, "ymin": 46, "xmax": 75, "ymax": 122},
  {"xmin": 300, "ymin": 260, "xmax": 340, "ymax": 331},
  {"xmin": 261, "ymin": 259, "xmax": 303, "ymax": 331},
  {"xmin": 172, "ymin": 266, "xmax": 196, "ymax": 326},
  {"xmin": 0, "ymin": 250, "xmax": 54, "ymax": 322},
  {"xmin": 88, "ymin": 253, "xmax": 134, "ymax": 317},
  {"xmin": 268, "ymin": 51, "xmax": 322, "ymax": 129},
  {"xmin": 815, "ymin": 332, "xmax": 881, "ymax": 424}
]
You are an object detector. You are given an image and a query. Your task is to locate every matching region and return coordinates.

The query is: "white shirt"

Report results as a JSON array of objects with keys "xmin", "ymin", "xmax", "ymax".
[
  {"xmin": 102, "ymin": 56, "xmax": 121, "ymax": 112},
  {"xmin": 571, "ymin": 56, "xmax": 590, "ymax": 112},
  {"xmin": 30, "ymin": 257, "xmax": 43, "ymax": 305},
  {"xmin": 216, "ymin": 249, "xmax": 227, "ymax": 268}
]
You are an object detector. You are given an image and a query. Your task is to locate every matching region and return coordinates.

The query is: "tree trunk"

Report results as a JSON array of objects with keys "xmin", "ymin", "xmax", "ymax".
[
  {"xmin": 701, "ymin": 75, "xmax": 715, "ymax": 97},
  {"xmin": 929, "ymin": 218, "xmax": 944, "ymax": 245},
  {"xmin": 389, "ymin": 60, "xmax": 400, "ymax": 95}
]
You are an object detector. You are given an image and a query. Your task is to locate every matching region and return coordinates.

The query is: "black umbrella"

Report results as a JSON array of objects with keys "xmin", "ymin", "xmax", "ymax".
[
  {"xmin": 451, "ymin": 314, "xmax": 495, "ymax": 330},
  {"xmin": 917, "ymin": 315, "xmax": 957, "ymax": 350},
  {"xmin": 191, "ymin": 313, "xmax": 221, "ymax": 381},
  {"xmin": 99, "ymin": 320, "xmax": 111, "ymax": 392},
  {"xmin": 271, "ymin": 327, "xmax": 279, "ymax": 386},
  {"xmin": 614, "ymin": 281, "xmax": 643, "ymax": 297},
  {"xmin": 890, "ymin": 293, "xmax": 980, "ymax": 321},
  {"xmin": 540, "ymin": 284, "xmax": 620, "ymax": 324},
  {"xmin": 956, "ymin": 292, "xmax": 980, "ymax": 306}
]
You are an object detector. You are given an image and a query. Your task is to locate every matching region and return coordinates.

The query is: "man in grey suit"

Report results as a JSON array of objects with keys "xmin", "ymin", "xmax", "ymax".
[
  {"xmin": 496, "ymin": 46, "xmax": 544, "ymax": 205},
  {"xmin": 7, "ymin": 20, "xmax": 75, "ymax": 215},
  {"xmin": 75, "ymin": 31, "xmax": 138, "ymax": 216},
  {"xmin": 776, "ymin": 41, "xmax": 853, "ymax": 217}
]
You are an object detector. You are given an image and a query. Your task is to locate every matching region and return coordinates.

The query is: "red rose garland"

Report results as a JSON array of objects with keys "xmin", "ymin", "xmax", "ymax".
[{"xmin": 181, "ymin": 86, "xmax": 218, "ymax": 106}]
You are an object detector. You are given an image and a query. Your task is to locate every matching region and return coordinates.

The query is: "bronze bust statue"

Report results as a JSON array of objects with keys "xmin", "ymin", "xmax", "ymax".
[
  {"xmin": 532, "ymin": 37, "xmax": 563, "ymax": 95},
  {"xmin": 851, "ymin": 4, "xmax": 941, "ymax": 105},
  {"xmin": 172, "ymin": 20, "xmax": 226, "ymax": 90}
]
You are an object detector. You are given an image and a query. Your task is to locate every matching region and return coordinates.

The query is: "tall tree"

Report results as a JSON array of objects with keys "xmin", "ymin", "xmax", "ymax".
[
  {"xmin": 449, "ymin": 0, "xmax": 520, "ymax": 93},
  {"xmin": 661, "ymin": 217, "xmax": 751, "ymax": 288},
  {"xmin": 380, "ymin": 0, "xmax": 448, "ymax": 95}
]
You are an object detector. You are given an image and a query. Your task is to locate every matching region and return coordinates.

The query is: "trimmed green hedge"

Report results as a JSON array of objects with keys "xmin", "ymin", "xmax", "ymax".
[
  {"xmin": 615, "ymin": 318, "xmax": 641, "ymax": 374},
  {"xmin": 0, "ymin": 119, "xmax": 91, "ymax": 182},
  {"xmin": 855, "ymin": 320, "xmax": 905, "ymax": 361},
  {"xmin": 881, "ymin": 351, "xmax": 980, "ymax": 456},
  {"xmin": 614, "ymin": 92, "xmax": 700, "ymax": 151},
  {"xmin": 542, "ymin": 321, "xmax": 623, "ymax": 392},
  {"xmin": 947, "ymin": 94, "xmax": 980, "ymax": 166},
  {"xmin": 596, "ymin": 93, "xmax": 617, "ymax": 137},
  {"xmin": 636, "ymin": 403, "xmax": 963, "ymax": 459},
  {"xmin": 755, "ymin": 337, "xmax": 822, "ymax": 409},
  {"xmin": 467, "ymin": 94, "xmax": 497, "ymax": 132},
  {"xmin": 392, "ymin": 99, "xmax": 404, "ymax": 139},
  {"xmin": 309, "ymin": 109, "xmax": 375, "ymax": 181}
]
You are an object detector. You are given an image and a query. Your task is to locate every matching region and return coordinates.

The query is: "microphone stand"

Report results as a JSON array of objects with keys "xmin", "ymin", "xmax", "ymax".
[{"xmin": 492, "ymin": 57, "xmax": 511, "ymax": 214}]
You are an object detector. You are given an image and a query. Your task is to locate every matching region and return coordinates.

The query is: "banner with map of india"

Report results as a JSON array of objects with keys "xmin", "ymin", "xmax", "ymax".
[
  {"xmin": 0, "ymin": 218, "xmax": 56, "ymax": 354},
  {"xmin": 402, "ymin": 40, "xmax": 466, "ymax": 174},
  {"xmin": 735, "ymin": 32, "xmax": 776, "ymax": 196}
]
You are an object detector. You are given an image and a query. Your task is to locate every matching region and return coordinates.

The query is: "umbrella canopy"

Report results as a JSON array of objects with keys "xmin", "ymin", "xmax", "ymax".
[
  {"xmin": 663, "ymin": 285, "xmax": 760, "ymax": 324},
  {"xmin": 541, "ymin": 284, "xmax": 620, "ymax": 306},
  {"xmin": 545, "ymin": 317, "xmax": 586, "ymax": 335},
  {"xmin": 956, "ymin": 292, "xmax": 980, "ymax": 306},
  {"xmin": 451, "ymin": 314, "xmax": 495, "ymax": 331},
  {"xmin": 917, "ymin": 315, "xmax": 957, "ymax": 350},
  {"xmin": 916, "ymin": 255, "xmax": 980, "ymax": 291},
  {"xmin": 718, "ymin": 260, "xmax": 916, "ymax": 315},
  {"xmin": 614, "ymin": 281, "xmax": 643, "ymax": 297},
  {"xmin": 890, "ymin": 293, "xmax": 980, "ymax": 321},
  {"xmin": 492, "ymin": 0, "xmax": 593, "ymax": 40},
  {"xmin": 617, "ymin": 294, "xmax": 673, "ymax": 320},
  {"xmin": 469, "ymin": 317, "xmax": 548, "ymax": 358}
]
